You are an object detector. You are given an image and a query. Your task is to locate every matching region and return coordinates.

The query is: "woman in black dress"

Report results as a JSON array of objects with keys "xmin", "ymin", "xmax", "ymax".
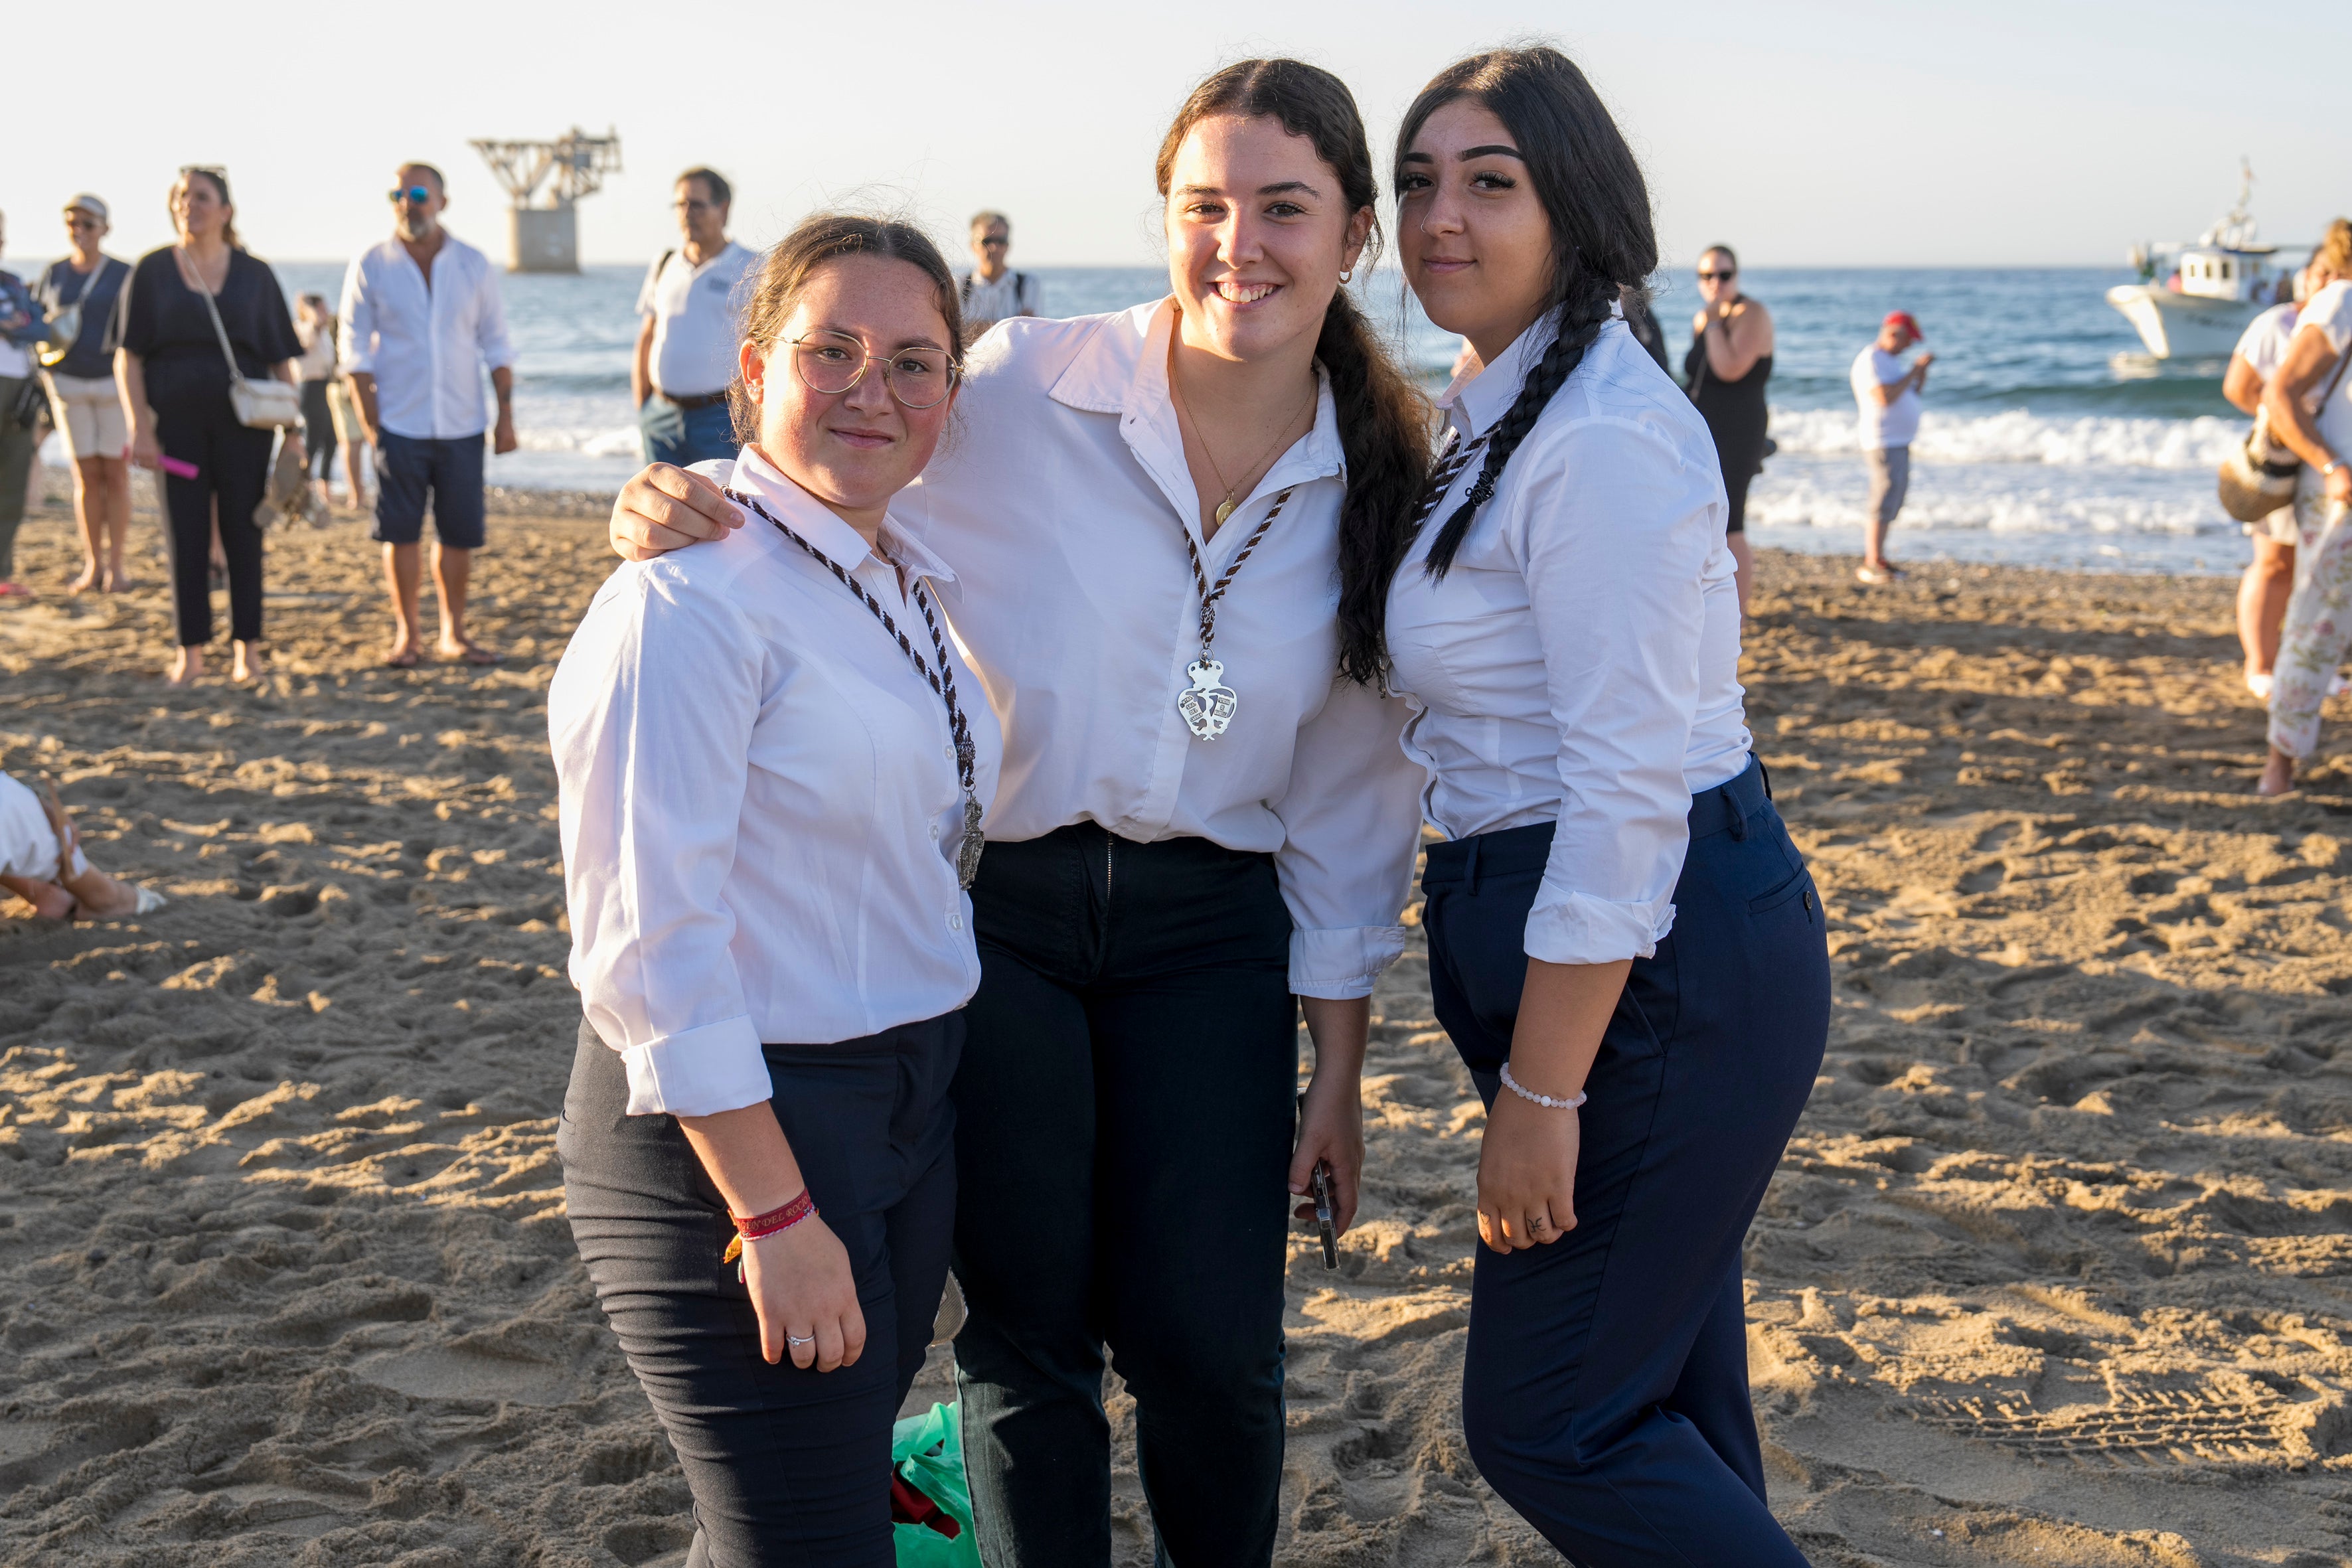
[
  {"xmin": 120, "ymin": 167, "xmax": 302, "ymax": 686},
  {"xmin": 1683, "ymin": 244, "xmax": 1772, "ymax": 612}
]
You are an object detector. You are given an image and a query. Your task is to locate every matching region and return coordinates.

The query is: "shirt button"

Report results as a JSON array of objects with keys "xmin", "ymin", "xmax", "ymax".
[
  {"xmin": 929, "ymin": 823, "xmax": 940, "ymax": 840},
  {"xmin": 943, "ymin": 745, "xmax": 955, "ymax": 760},
  {"xmin": 947, "ymin": 912, "xmax": 964, "ymax": 931}
]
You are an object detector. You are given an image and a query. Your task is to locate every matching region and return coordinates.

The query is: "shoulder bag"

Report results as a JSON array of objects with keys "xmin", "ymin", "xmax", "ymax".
[
  {"xmin": 2221, "ymin": 332, "xmax": 2352, "ymax": 524},
  {"xmin": 37, "ymin": 258, "xmax": 110, "ymax": 368},
  {"xmin": 184, "ymin": 249, "xmax": 303, "ymax": 431}
]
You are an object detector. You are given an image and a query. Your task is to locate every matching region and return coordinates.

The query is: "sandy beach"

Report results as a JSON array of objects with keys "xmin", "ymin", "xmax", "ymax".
[{"xmin": 7, "ymin": 499, "xmax": 2352, "ymax": 1567}]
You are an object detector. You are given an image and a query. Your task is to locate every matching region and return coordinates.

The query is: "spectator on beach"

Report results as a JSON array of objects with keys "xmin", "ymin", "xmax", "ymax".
[
  {"xmin": 327, "ymin": 365, "xmax": 373, "ymax": 511},
  {"xmin": 2228, "ymin": 252, "xmax": 2339, "ymax": 700},
  {"xmin": 1686, "ymin": 244, "xmax": 1774, "ymax": 610},
  {"xmin": 292, "ymin": 293, "xmax": 340, "ymax": 512},
  {"xmin": 0, "ymin": 769, "xmax": 163, "ymax": 920},
  {"xmin": 1851, "ymin": 310, "xmax": 1932, "ymax": 584},
  {"xmin": 633, "ymin": 167, "xmax": 753, "ymax": 468},
  {"xmin": 119, "ymin": 167, "xmax": 304, "ymax": 686},
  {"xmin": 2258, "ymin": 220, "xmax": 2352, "ymax": 797},
  {"xmin": 38, "ymin": 196, "xmax": 135, "ymax": 595},
  {"xmin": 339, "ymin": 162, "xmax": 516, "ymax": 668},
  {"xmin": 957, "ymin": 210, "xmax": 1040, "ymax": 337},
  {"xmin": 0, "ymin": 210, "xmax": 47, "ymax": 602}
]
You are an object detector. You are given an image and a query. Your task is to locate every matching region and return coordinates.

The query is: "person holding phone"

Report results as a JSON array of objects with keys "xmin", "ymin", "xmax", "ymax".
[
  {"xmin": 1376, "ymin": 46, "xmax": 1830, "ymax": 1563},
  {"xmin": 552, "ymin": 213, "xmax": 998, "ymax": 1565}
]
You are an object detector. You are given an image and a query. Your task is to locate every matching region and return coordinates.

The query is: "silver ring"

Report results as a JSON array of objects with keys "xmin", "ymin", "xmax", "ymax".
[{"xmin": 786, "ymin": 1334, "xmax": 815, "ymax": 1346}]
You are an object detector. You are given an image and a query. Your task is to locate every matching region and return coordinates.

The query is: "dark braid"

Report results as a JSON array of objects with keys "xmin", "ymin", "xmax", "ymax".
[{"xmin": 1424, "ymin": 278, "xmax": 1613, "ymax": 579}]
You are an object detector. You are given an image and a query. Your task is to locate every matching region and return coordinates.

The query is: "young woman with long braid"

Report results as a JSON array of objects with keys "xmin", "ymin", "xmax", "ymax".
[
  {"xmin": 603, "ymin": 60, "xmax": 1430, "ymax": 1565},
  {"xmin": 1374, "ymin": 48, "xmax": 1830, "ymax": 1561}
]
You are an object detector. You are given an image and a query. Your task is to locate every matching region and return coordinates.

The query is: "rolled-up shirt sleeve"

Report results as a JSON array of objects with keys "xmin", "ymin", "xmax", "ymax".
[
  {"xmin": 475, "ymin": 262, "xmax": 515, "ymax": 374},
  {"xmin": 1512, "ymin": 418, "xmax": 1716, "ymax": 965},
  {"xmin": 552, "ymin": 566, "xmax": 771, "ymax": 1116},
  {"xmin": 336, "ymin": 256, "xmax": 374, "ymax": 376},
  {"xmin": 1269, "ymin": 672, "xmax": 1425, "ymax": 998}
]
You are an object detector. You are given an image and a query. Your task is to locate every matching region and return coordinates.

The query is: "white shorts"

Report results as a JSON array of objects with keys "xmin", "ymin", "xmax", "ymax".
[
  {"xmin": 44, "ymin": 372, "xmax": 127, "ymax": 462},
  {"xmin": 2244, "ymin": 503, "xmax": 2299, "ymax": 545}
]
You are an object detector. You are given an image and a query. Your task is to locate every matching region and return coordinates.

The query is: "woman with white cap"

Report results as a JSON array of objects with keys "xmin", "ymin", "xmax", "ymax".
[{"xmin": 39, "ymin": 195, "xmax": 135, "ymax": 592}]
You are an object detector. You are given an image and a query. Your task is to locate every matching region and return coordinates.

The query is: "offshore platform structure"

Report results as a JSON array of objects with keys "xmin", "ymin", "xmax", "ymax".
[{"xmin": 469, "ymin": 127, "xmax": 623, "ymax": 274}]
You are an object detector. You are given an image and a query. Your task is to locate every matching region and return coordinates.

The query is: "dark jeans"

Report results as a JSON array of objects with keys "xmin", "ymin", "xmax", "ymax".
[
  {"xmin": 0, "ymin": 376, "xmax": 35, "ymax": 582},
  {"xmin": 640, "ymin": 394, "xmax": 742, "ymax": 468},
  {"xmin": 559, "ymin": 1014, "xmax": 962, "ymax": 1568},
  {"xmin": 300, "ymin": 381, "xmax": 334, "ymax": 476},
  {"xmin": 953, "ymin": 823, "xmax": 1296, "ymax": 1568},
  {"xmin": 155, "ymin": 395, "xmax": 272, "ymax": 646},
  {"xmin": 1422, "ymin": 757, "xmax": 1828, "ymax": 1567}
]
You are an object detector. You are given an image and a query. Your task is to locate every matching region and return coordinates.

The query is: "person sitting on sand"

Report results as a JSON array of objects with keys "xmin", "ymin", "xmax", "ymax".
[
  {"xmin": 0, "ymin": 770, "xmax": 163, "ymax": 919},
  {"xmin": 2258, "ymin": 219, "xmax": 2352, "ymax": 797},
  {"xmin": 1851, "ymin": 310, "xmax": 1932, "ymax": 584},
  {"xmin": 339, "ymin": 163, "xmax": 516, "ymax": 668},
  {"xmin": 553, "ymin": 214, "xmax": 1000, "ymax": 1563}
]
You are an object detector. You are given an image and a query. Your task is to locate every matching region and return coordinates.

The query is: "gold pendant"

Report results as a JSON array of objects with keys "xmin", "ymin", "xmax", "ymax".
[{"xmin": 1213, "ymin": 499, "xmax": 1235, "ymax": 526}]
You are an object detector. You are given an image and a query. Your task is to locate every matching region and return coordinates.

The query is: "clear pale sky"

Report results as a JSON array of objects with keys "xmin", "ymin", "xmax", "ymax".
[{"xmin": 4, "ymin": 0, "xmax": 2343, "ymax": 271}]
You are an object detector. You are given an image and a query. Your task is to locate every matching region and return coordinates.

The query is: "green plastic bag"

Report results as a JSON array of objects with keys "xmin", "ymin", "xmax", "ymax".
[{"xmin": 892, "ymin": 1401, "xmax": 981, "ymax": 1567}]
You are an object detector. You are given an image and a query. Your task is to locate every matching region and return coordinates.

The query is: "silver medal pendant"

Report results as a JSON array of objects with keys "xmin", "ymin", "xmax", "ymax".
[
  {"xmin": 1178, "ymin": 658, "xmax": 1239, "ymax": 740},
  {"xmin": 956, "ymin": 795, "xmax": 985, "ymax": 889}
]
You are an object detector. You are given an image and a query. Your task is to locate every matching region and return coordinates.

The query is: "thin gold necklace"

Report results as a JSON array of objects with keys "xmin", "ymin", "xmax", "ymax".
[{"xmin": 1168, "ymin": 365, "xmax": 1316, "ymax": 528}]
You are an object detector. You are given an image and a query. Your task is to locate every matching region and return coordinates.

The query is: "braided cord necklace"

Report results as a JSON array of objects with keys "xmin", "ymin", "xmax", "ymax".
[
  {"xmin": 1174, "ymin": 487, "xmax": 1294, "ymax": 741},
  {"xmin": 726, "ymin": 488, "xmax": 984, "ymax": 888},
  {"xmin": 1413, "ymin": 428, "xmax": 1492, "ymax": 532}
]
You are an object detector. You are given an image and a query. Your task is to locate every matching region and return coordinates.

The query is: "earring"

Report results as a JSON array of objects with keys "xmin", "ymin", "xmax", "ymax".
[{"xmin": 1339, "ymin": 269, "xmax": 1354, "ymax": 284}]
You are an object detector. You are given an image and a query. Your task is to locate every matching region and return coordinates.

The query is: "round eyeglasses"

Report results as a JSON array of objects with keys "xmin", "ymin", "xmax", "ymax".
[{"xmin": 788, "ymin": 331, "xmax": 959, "ymax": 410}]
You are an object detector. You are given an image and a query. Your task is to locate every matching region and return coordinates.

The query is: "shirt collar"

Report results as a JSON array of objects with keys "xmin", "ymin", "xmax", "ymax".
[
  {"xmin": 731, "ymin": 444, "xmax": 959, "ymax": 588},
  {"xmin": 1444, "ymin": 310, "xmax": 1561, "ymax": 439},
  {"xmin": 1048, "ymin": 295, "xmax": 1346, "ymax": 487}
]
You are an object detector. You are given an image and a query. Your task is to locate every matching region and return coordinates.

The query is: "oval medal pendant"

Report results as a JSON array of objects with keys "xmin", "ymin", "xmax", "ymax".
[
  {"xmin": 1178, "ymin": 658, "xmax": 1239, "ymax": 740},
  {"xmin": 1213, "ymin": 499, "xmax": 1235, "ymax": 526}
]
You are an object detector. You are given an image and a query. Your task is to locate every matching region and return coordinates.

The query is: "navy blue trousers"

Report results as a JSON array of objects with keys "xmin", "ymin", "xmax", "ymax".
[
  {"xmin": 1422, "ymin": 758, "xmax": 1828, "ymax": 1566},
  {"xmin": 951, "ymin": 823, "xmax": 1297, "ymax": 1568},
  {"xmin": 558, "ymin": 1014, "xmax": 961, "ymax": 1567}
]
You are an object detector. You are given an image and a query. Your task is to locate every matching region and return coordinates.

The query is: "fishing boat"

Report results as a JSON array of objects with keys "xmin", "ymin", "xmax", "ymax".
[{"xmin": 2108, "ymin": 164, "xmax": 2286, "ymax": 359}]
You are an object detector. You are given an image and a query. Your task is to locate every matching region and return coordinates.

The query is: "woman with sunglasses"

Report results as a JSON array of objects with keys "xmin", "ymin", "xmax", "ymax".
[
  {"xmin": 39, "ymin": 196, "xmax": 135, "ymax": 593},
  {"xmin": 607, "ymin": 60, "xmax": 1429, "ymax": 1566},
  {"xmin": 119, "ymin": 167, "xmax": 302, "ymax": 685},
  {"xmin": 553, "ymin": 213, "xmax": 999, "ymax": 1565},
  {"xmin": 1376, "ymin": 48, "xmax": 1828, "ymax": 1563},
  {"xmin": 1685, "ymin": 244, "xmax": 1773, "ymax": 612}
]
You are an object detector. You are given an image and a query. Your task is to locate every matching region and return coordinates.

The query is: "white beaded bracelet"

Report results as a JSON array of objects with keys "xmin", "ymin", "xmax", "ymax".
[{"xmin": 1499, "ymin": 1062, "xmax": 1587, "ymax": 1110}]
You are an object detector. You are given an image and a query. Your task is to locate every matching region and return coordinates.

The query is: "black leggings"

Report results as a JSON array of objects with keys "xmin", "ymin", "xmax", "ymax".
[
  {"xmin": 558, "ymin": 1015, "xmax": 961, "ymax": 1567},
  {"xmin": 951, "ymin": 824, "xmax": 1298, "ymax": 1568},
  {"xmin": 155, "ymin": 396, "xmax": 273, "ymax": 647}
]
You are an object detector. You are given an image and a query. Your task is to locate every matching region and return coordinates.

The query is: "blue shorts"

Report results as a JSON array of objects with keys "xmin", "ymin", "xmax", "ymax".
[{"xmin": 372, "ymin": 430, "xmax": 487, "ymax": 548}]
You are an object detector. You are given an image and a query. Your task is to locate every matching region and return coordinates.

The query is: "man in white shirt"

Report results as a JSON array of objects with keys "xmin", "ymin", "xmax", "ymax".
[
  {"xmin": 955, "ymin": 211, "xmax": 1040, "ymax": 339},
  {"xmin": 1849, "ymin": 311, "xmax": 1932, "ymax": 584},
  {"xmin": 633, "ymin": 168, "xmax": 754, "ymax": 467},
  {"xmin": 340, "ymin": 163, "xmax": 516, "ymax": 666}
]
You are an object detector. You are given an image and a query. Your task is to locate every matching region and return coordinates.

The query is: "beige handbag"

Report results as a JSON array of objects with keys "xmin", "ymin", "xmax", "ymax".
[
  {"xmin": 2221, "ymin": 336, "xmax": 2352, "ymax": 523},
  {"xmin": 185, "ymin": 249, "xmax": 304, "ymax": 431}
]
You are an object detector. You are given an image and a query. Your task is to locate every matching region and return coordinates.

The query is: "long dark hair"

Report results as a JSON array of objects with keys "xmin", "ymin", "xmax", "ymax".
[
  {"xmin": 1398, "ymin": 47, "xmax": 1658, "ymax": 580},
  {"xmin": 728, "ymin": 213, "xmax": 966, "ymax": 444},
  {"xmin": 1155, "ymin": 60, "xmax": 1431, "ymax": 686}
]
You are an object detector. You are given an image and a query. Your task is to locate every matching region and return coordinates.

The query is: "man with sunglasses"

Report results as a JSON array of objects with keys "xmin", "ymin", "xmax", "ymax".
[
  {"xmin": 957, "ymin": 211, "xmax": 1040, "ymax": 339},
  {"xmin": 633, "ymin": 168, "xmax": 752, "ymax": 467},
  {"xmin": 339, "ymin": 162, "xmax": 516, "ymax": 666}
]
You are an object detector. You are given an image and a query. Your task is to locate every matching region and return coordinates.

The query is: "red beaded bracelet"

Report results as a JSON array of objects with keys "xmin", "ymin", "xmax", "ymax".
[{"xmin": 720, "ymin": 1190, "xmax": 817, "ymax": 1265}]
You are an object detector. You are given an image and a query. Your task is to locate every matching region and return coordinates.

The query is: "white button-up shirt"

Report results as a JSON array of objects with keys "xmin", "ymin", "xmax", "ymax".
[
  {"xmin": 692, "ymin": 299, "xmax": 1424, "ymax": 998},
  {"xmin": 337, "ymin": 231, "xmax": 514, "ymax": 441},
  {"xmin": 551, "ymin": 446, "xmax": 1001, "ymax": 1117},
  {"xmin": 1385, "ymin": 313, "xmax": 1752, "ymax": 967}
]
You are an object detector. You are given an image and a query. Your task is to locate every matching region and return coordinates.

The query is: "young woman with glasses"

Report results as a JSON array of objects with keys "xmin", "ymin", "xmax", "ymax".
[
  {"xmin": 604, "ymin": 59, "xmax": 1431, "ymax": 1567},
  {"xmin": 552, "ymin": 214, "xmax": 1000, "ymax": 1565},
  {"xmin": 1686, "ymin": 244, "xmax": 1774, "ymax": 612},
  {"xmin": 1374, "ymin": 47, "xmax": 1828, "ymax": 1563}
]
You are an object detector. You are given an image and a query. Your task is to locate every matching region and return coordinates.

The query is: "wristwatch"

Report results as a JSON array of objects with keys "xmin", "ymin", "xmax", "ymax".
[{"xmin": 2327, "ymin": 461, "xmax": 2344, "ymax": 479}]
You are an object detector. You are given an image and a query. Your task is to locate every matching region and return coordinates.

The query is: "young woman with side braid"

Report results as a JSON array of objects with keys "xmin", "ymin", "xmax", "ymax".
[
  {"xmin": 1373, "ymin": 47, "xmax": 1830, "ymax": 1561},
  {"xmin": 604, "ymin": 60, "xmax": 1430, "ymax": 1565}
]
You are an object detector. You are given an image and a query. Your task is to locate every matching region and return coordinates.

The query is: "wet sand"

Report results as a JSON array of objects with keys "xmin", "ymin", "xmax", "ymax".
[{"xmin": 6, "ymin": 505, "xmax": 2352, "ymax": 1567}]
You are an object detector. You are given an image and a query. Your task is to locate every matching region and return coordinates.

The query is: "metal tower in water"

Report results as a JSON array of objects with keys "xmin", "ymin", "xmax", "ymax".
[{"xmin": 469, "ymin": 127, "xmax": 623, "ymax": 274}]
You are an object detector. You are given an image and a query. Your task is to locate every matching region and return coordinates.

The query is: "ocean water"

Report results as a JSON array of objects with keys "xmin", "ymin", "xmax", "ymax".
[{"xmin": 42, "ymin": 259, "xmax": 2258, "ymax": 575}]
